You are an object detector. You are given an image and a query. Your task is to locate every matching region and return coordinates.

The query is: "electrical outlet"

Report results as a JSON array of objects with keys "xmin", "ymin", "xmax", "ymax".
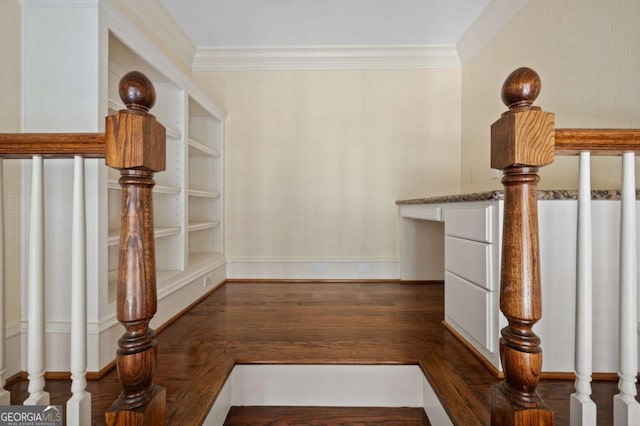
[{"xmin": 490, "ymin": 169, "xmax": 501, "ymax": 179}]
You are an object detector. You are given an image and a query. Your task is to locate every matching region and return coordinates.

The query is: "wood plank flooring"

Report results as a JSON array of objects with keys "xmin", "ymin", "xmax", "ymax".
[
  {"xmin": 5, "ymin": 282, "xmax": 631, "ymax": 425},
  {"xmin": 225, "ymin": 406, "xmax": 431, "ymax": 425}
]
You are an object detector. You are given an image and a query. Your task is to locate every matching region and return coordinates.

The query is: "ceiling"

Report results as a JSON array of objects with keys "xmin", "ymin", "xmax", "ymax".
[{"xmin": 160, "ymin": 0, "xmax": 491, "ymax": 47}]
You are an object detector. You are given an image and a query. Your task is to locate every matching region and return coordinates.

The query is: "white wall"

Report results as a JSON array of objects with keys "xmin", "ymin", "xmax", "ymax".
[
  {"xmin": 460, "ymin": 0, "xmax": 640, "ymax": 193},
  {"xmin": 194, "ymin": 69, "xmax": 461, "ymax": 278},
  {"xmin": 0, "ymin": 0, "xmax": 23, "ymax": 329}
]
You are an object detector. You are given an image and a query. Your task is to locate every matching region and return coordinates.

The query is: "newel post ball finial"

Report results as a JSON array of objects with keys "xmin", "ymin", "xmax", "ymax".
[
  {"xmin": 501, "ymin": 67, "xmax": 541, "ymax": 111},
  {"xmin": 106, "ymin": 70, "xmax": 165, "ymax": 172},
  {"xmin": 490, "ymin": 67, "xmax": 554, "ymax": 170},
  {"xmin": 119, "ymin": 71, "xmax": 156, "ymax": 112}
]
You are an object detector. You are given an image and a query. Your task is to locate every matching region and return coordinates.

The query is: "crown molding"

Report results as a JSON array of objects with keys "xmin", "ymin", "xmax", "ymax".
[
  {"xmin": 456, "ymin": 0, "xmax": 527, "ymax": 65},
  {"xmin": 193, "ymin": 45, "xmax": 460, "ymax": 72}
]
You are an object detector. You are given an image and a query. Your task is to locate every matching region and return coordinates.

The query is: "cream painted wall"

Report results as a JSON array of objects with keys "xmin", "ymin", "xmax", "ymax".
[
  {"xmin": 460, "ymin": 0, "xmax": 640, "ymax": 192},
  {"xmin": 194, "ymin": 70, "xmax": 461, "ymax": 262},
  {"xmin": 0, "ymin": 0, "xmax": 23, "ymax": 325}
]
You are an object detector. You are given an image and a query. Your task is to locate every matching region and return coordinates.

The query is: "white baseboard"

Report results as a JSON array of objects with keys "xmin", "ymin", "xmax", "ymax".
[
  {"xmin": 203, "ymin": 364, "xmax": 452, "ymax": 426},
  {"xmin": 226, "ymin": 257, "xmax": 400, "ymax": 280}
]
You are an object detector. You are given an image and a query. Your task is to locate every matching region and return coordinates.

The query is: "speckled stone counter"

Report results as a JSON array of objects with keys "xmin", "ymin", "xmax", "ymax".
[{"xmin": 396, "ymin": 190, "xmax": 632, "ymax": 205}]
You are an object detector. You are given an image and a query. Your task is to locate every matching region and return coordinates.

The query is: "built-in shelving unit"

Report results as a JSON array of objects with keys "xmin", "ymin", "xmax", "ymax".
[
  {"xmin": 187, "ymin": 97, "xmax": 224, "ymax": 269},
  {"xmin": 106, "ymin": 34, "xmax": 225, "ymax": 302}
]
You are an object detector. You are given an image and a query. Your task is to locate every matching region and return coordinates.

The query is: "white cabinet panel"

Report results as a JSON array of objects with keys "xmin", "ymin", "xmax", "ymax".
[
  {"xmin": 444, "ymin": 205, "xmax": 493, "ymax": 243},
  {"xmin": 444, "ymin": 271, "xmax": 493, "ymax": 352},
  {"xmin": 445, "ymin": 236, "xmax": 493, "ymax": 290}
]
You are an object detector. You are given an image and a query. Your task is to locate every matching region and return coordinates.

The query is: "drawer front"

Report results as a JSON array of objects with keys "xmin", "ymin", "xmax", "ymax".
[
  {"xmin": 444, "ymin": 205, "xmax": 493, "ymax": 243},
  {"xmin": 399, "ymin": 204, "xmax": 442, "ymax": 221},
  {"xmin": 445, "ymin": 272, "xmax": 493, "ymax": 352},
  {"xmin": 445, "ymin": 236, "xmax": 493, "ymax": 290}
]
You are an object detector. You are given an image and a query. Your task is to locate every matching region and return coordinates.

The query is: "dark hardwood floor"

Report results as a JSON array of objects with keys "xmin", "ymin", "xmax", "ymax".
[
  {"xmin": 225, "ymin": 406, "xmax": 431, "ymax": 425},
  {"xmin": 6, "ymin": 282, "xmax": 629, "ymax": 425}
]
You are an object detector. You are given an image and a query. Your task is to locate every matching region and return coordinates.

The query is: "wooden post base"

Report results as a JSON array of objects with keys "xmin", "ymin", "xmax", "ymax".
[
  {"xmin": 491, "ymin": 384, "xmax": 554, "ymax": 426},
  {"xmin": 105, "ymin": 385, "xmax": 166, "ymax": 426}
]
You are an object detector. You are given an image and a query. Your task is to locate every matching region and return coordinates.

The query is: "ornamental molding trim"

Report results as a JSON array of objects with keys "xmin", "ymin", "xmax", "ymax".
[{"xmin": 193, "ymin": 45, "xmax": 461, "ymax": 71}]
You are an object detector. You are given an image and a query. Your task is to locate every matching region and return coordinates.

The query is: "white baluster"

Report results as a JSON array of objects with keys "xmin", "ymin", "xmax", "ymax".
[
  {"xmin": 25, "ymin": 155, "xmax": 48, "ymax": 405},
  {"xmin": 67, "ymin": 156, "xmax": 90, "ymax": 425},
  {"xmin": 570, "ymin": 151, "xmax": 596, "ymax": 425},
  {"xmin": 614, "ymin": 151, "xmax": 640, "ymax": 425},
  {"xmin": 0, "ymin": 160, "xmax": 9, "ymax": 405}
]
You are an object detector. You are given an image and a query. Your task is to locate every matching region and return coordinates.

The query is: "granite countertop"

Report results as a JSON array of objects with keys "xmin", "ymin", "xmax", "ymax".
[{"xmin": 396, "ymin": 190, "xmax": 631, "ymax": 205}]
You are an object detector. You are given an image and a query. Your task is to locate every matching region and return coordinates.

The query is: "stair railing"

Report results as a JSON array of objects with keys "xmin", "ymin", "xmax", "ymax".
[
  {"xmin": 0, "ymin": 71, "xmax": 166, "ymax": 425},
  {"xmin": 490, "ymin": 67, "xmax": 640, "ymax": 425}
]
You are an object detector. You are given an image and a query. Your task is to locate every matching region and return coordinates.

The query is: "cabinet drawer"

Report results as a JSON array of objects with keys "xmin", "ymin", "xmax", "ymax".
[
  {"xmin": 444, "ymin": 205, "xmax": 493, "ymax": 243},
  {"xmin": 399, "ymin": 204, "xmax": 442, "ymax": 221},
  {"xmin": 445, "ymin": 236, "xmax": 493, "ymax": 290},
  {"xmin": 445, "ymin": 272, "xmax": 493, "ymax": 352}
]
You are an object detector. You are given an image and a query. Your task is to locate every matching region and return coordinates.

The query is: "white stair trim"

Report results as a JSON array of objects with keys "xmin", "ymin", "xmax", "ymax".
[{"xmin": 203, "ymin": 364, "xmax": 452, "ymax": 426}]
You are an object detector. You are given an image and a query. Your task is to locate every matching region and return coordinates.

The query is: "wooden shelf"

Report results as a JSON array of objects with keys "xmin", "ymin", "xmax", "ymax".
[
  {"xmin": 108, "ymin": 226, "xmax": 182, "ymax": 246},
  {"xmin": 107, "ymin": 230, "xmax": 118, "ymax": 246},
  {"xmin": 108, "ymin": 180, "xmax": 181, "ymax": 195},
  {"xmin": 156, "ymin": 269, "xmax": 183, "ymax": 284},
  {"xmin": 189, "ymin": 138, "xmax": 221, "ymax": 158},
  {"xmin": 154, "ymin": 185, "xmax": 182, "ymax": 195},
  {"xmin": 188, "ymin": 221, "xmax": 220, "ymax": 232},
  {"xmin": 165, "ymin": 125, "xmax": 181, "ymax": 140},
  {"xmin": 154, "ymin": 226, "xmax": 182, "ymax": 239},
  {"xmin": 188, "ymin": 252, "xmax": 224, "ymax": 269},
  {"xmin": 188, "ymin": 189, "xmax": 220, "ymax": 199}
]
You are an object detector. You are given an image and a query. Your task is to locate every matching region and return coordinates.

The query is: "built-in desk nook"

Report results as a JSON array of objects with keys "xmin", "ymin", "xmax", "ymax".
[{"xmin": 397, "ymin": 190, "xmax": 632, "ymax": 378}]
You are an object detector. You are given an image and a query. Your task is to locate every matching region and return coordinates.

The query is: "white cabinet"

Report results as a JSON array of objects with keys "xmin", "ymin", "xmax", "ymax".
[
  {"xmin": 444, "ymin": 236, "xmax": 493, "ymax": 289},
  {"xmin": 442, "ymin": 202, "xmax": 503, "ymax": 369},
  {"xmin": 444, "ymin": 272, "xmax": 493, "ymax": 352},
  {"xmin": 444, "ymin": 205, "xmax": 494, "ymax": 243},
  {"xmin": 400, "ymin": 196, "xmax": 630, "ymax": 375}
]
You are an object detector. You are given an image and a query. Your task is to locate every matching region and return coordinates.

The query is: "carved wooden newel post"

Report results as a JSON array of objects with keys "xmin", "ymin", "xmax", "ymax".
[
  {"xmin": 490, "ymin": 68, "xmax": 555, "ymax": 425},
  {"xmin": 105, "ymin": 71, "xmax": 167, "ymax": 425}
]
